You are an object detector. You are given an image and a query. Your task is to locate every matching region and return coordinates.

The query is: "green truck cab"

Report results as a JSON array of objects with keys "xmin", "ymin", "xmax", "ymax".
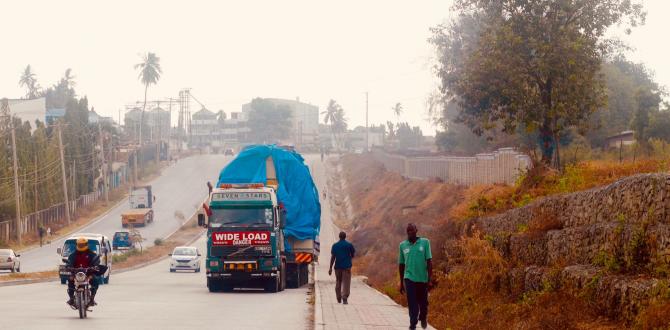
[{"xmin": 199, "ymin": 185, "xmax": 288, "ymax": 292}]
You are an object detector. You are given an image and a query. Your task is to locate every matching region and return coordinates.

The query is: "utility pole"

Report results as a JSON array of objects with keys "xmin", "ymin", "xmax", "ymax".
[
  {"xmin": 98, "ymin": 124, "xmax": 109, "ymax": 203},
  {"xmin": 10, "ymin": 121, "xmax": 21, "ymax": 245},
  {"xmin": 57, "ymin": 124, "xmax": 71, "ymax": 225},
  {"xmin": 1, "ymin": 99, "xmax": 22, "ymax": 245},
  {"xmin": 365, "ymin": 92, "xmax": 369, "ymax": 152}
]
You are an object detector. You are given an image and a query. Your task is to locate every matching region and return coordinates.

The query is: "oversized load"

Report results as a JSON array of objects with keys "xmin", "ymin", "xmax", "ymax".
[
  {"xmin": 216, "ymin": 145, "xmax": 321, "ymax": 241},
  {"xmin": 201, "ymin": 145, "xmax": 321, "ymax": 292}
]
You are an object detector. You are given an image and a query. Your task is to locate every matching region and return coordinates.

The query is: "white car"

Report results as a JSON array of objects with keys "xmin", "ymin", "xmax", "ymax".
[
  {"xmin": 0, "ymin": 249, "xmax": 20, "ymax": 273},
  {"xmin": 169, "ymin": 246, "xmax": 201, "ymax": 272}
]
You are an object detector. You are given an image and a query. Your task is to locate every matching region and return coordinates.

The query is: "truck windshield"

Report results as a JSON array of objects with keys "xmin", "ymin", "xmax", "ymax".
[{"xmin": 209, "ymin": 208, "xmax": 274, "ymax": 228}]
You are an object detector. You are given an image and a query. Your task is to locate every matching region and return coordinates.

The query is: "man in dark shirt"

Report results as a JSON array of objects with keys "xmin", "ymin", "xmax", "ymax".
[{"xmin": 329, "ymin": 231, "xmax": 355, "ymax": 304}]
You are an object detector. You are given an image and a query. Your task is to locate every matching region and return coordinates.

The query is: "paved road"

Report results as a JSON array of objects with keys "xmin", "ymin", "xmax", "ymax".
[
  {"xmin": 0, "ymin": 154, "xmax": 319, "ymax": 329},
  {"xmin": 0, "ymin": 237, "xmax": 310, "ymax": 329},
  {"xmin": 13, "ymin": 154, "xmax": 231, "ymax": 273}
]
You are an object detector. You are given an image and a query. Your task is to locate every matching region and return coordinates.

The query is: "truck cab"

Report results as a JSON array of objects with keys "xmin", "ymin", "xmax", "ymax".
[{"xmin": 201, "ymin": 184, "xmax": 287, "ymax": 293}]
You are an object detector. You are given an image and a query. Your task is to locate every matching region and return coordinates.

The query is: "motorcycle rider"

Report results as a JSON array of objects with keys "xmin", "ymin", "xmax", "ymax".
[{"xmin": 66, "ymin": 237, "xmax": 101, "ymax": 307}]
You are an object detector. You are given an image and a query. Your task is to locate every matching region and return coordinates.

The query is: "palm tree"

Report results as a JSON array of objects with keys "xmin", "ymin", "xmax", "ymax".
[
  {"xmin": 19, "ymin": 65, "xmax": 39, "ymax": 99},
  {"xmin": 392, "ymin": 102, "xmax": 403, "ymax": 120},
  {"xmin": 62, "ymin": 68, "xmax": 76, "ymax": 89},
  {"xmin": 134, "ymin": 52, "xmax": 162, "ymax": 146},
  {"xmin": 322, "ymin": 100, "xmax": 345, "ymax": 149}
]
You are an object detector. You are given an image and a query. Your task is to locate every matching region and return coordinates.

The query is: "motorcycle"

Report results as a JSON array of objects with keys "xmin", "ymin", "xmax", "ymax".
[{"xmin": 67, "ymin": 266, "xmax": 100, "ymax": 319}]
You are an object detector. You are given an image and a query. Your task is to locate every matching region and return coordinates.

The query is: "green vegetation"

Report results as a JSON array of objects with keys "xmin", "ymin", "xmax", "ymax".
[
  {"xmin": 134, "ymin": 52, "xmax": 162, "ymax": 145},
  {"xmin": 0, "ymin": 69, "xmax": 118, "ymax": 223},
  {"xmin": 429, "ymin": 0, "xmax": 667, "ymax": 169},
  {"xmin": 246, "ymin": 98, "xmax": 293, "ymax": 144}
]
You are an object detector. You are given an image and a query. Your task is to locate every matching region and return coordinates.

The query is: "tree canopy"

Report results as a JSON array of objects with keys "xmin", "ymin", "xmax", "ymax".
[
  {"xmin": 431, "ymin": 0, "xmax": 645, "ymax": 166},
  {"xmin": 246, "ymin": 98, "xmax": 292, "ymax": 144}
]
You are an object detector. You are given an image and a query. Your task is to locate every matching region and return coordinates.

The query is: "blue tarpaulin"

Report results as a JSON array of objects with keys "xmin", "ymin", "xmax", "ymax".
[{"xmin": 217, "ymin": 145, "xmax": 321, "ymax": 241}]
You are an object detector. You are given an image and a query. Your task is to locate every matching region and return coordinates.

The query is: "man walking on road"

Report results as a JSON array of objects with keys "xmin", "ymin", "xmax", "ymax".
[
  {"xmin": 399, "ymin": 223, "xmax": 432, "ymax": 329},
  {"xmin": 329, "ymin": 231, "xmax": 355, "ymax": 304}
]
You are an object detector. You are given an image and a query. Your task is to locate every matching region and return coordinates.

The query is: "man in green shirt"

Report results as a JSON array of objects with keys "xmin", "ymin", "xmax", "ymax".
[{"xmin": 398, "ymin": 223, "xmax": 432, "ymax": 329}]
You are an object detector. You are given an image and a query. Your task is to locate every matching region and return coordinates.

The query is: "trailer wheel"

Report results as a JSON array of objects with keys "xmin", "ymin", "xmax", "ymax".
[{"xmin": 286, "ymin": 263, "xmax": 300, "ymax": 289}]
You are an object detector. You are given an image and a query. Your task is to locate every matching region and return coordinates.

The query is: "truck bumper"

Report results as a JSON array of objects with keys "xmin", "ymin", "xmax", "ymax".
[{"xmin": 207, "ymin": 271, "xmax": 277, "ymax": 279}]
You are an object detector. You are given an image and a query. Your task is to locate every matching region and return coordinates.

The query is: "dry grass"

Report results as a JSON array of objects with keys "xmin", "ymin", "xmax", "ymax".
[
  {"xmin": 332, "ymin": 154, "xmax": 669, "ymax": 329},
  {"xmin": 450, "ymin": 158, "xmax": 669, "ymax": 222}
]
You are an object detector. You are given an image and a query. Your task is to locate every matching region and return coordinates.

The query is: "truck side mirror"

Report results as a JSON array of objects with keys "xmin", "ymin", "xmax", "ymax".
[
  {"xmin": 57, "ymin": 247, "xmax": 62, "ymax": 255},
  {"xmin": 197, "ymin": 214, "xmax": 206, "ymax": 227}
]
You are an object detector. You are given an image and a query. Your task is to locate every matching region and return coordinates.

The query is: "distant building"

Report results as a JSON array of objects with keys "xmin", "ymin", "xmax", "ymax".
[
  {"xmin": 5, "ymin": 97, "xmax": 46, "ymax": 130},
  {"xmin": 241, "ymin": 97, "xmax": 319, "ymax": 148},
  {"xmin": 46, "ymin": 108, "xmax": 66, "ymax": 124},
  {"xmin": 124, "ymin": 106, "xmax": 170, "ymax": 142},
  {"xmin": 221, "ymin": 111, "xmax": 250, "ymax": 145},
  {"xmin": 606, "ymin": 130, "xmax": 635, "ymax": 148},
  {"xmin": 191, "ymin": 108, "xmax": 221, "ymax": 147},
  {"xmin": 346, "ymin": 126, "xmax": 385, "ymax": 151},
  {"xmin": 88, "ymin": 109, "xmax": 114, "ymax": 125}
]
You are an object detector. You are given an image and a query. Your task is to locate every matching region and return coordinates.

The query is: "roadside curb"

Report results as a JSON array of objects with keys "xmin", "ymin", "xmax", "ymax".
[{"xmin": 313, "ymin": 266, "xmax": 324, "ymax": 330}]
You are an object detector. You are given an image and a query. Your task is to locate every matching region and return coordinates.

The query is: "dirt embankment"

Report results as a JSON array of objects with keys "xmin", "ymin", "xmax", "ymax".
[{"xmin": 332, "ymin": 154, "xmax": 670, "ymax": 330}]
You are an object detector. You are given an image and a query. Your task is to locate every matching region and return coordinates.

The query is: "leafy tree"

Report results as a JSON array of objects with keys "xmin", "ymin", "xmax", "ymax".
[
  {"xmin": 586, "ymin": 56, "xmax": 662, "ymax": 147},
  {"xmin": 396, "ymin": 122, "xmax": 423, "ymax": 150},
  {"xmin": 648, "ymin": 109, "xmax": 670, "ymax": 143},
  {"xmin": 246, "ymin": 98, "xmax": 292, "ymax": 144},
  {"xmin": 18, "ymin": 65, "xmax": 41, "ymax": 99},
  {"xmin": 135, "ymin": 52, "xmax": 162, "ymax": 145},
  {"xmin": 431, "ymin": 0, "xmax": 645, "ymax": 166}
]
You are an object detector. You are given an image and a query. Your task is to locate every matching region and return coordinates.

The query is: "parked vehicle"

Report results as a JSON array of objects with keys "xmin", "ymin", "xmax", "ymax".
[
  {"xmin": 58, "ymin": 233, "xmax": 112, "ymax": 285},
  {"xmin": 169, "ymin": 246, "xmax": 201, "ymax": 272},
  {"xmin": 121, "ymin": 185, "xmax": 154, "ymax": 227},
  {"xmin": 0, "ymin": 249, "xmax": 20, "ymax": 273},
  {"xmin": 199, "ymin": 145, "xmax": 320, "ymax": 292}
]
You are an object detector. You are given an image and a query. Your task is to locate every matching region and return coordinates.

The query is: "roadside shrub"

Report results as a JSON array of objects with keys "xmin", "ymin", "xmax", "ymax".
[{"xmin": 154, "ymin": 238, "xmax": 164, "ymax": 246}]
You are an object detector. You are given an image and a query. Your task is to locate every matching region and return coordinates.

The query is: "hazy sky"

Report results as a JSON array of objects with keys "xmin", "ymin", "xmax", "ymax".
[{"xmin": 1, "ymin": 1, "xmax": 668, "ymax": 135}]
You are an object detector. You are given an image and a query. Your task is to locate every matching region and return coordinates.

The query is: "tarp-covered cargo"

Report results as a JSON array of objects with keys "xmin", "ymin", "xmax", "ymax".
[{"xmin": 216, "ymin": 145, "xmax": 321, "ymax": 240}]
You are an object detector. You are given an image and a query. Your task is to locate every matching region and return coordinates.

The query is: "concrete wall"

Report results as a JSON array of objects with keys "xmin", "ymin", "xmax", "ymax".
[{"xmin": 372, "ymin": 148, "xmax": 531, "ymax": 185}]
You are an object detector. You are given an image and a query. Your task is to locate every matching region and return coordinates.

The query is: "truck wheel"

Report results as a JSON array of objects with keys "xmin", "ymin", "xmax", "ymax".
[
  {"xmin": 286, "ymin": 263, "xmax": 299, "ymax": 289},
  {"xmin": 207, "ymin": 278, "xmax": 220, "ymax": 292},
  {"xmin": 265, "ymin": 277, "xmax": 279, "ymax": 293}
]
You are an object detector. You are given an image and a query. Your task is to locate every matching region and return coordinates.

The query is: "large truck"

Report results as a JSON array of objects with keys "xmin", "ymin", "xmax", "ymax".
[
  {"xmin": 198, "ymin": 145, "xmax": 320, "ymax": 293},
  {"xmin": 121, "ymin": 185, "xmax": 154, "ymax": 227}
]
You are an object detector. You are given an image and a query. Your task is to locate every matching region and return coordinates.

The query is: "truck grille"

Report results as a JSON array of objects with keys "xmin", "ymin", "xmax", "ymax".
[{"xmin": 211, "ymin": 246, "xmax": 272, "ymax": 258}]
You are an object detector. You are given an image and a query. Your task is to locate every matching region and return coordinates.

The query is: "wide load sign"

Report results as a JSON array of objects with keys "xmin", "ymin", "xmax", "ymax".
[{"xmin": 212, "ymin": 231, "xmax": 271, "ymax": 246}]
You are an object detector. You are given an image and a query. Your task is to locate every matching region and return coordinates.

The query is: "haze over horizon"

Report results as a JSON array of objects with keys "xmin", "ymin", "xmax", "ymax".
[{"xmin": 1, "ymin": 0, "xmax": 669, "ymax": 136}]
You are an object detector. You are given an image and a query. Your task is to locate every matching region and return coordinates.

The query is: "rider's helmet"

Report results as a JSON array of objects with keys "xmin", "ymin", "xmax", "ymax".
[{"xmin": 76, "ymin": 237, "xmax": 89, "ymax": 252}]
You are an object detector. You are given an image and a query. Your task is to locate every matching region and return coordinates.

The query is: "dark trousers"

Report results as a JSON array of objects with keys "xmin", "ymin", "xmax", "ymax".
[
  {"xmin": 67, "ymin": 276, "xmax": 99, "ymax": 299},
  {"xmin": 334, "ymin": 268, "xmax": 351, "ymax": 300},
  {"xmin": 404, "ymin": 279, "xmax": 428, "ymax": 327}
]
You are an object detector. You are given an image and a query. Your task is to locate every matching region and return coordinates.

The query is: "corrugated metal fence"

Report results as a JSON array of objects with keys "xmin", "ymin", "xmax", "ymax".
[{"xmin": 372, "ymin": 148, "xmax": 532, "ymax": 186}]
